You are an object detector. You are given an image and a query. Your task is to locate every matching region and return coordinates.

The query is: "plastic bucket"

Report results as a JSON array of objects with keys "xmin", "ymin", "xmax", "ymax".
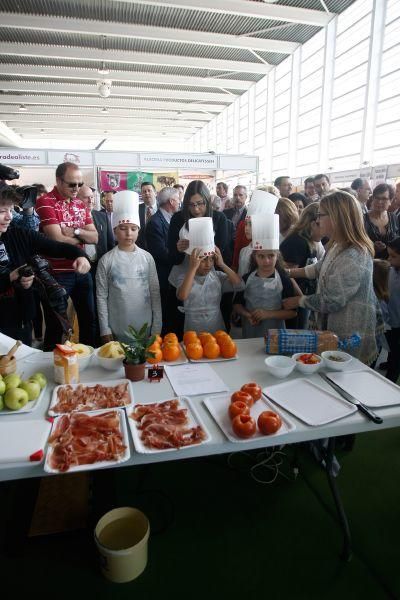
[{"xmin": 94, "ymin": 507, "xmax": 150, "ymax": 583}]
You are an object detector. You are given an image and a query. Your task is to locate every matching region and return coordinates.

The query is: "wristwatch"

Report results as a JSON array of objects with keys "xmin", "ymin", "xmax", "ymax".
[{"xmin": 74, "ymin": 228, "xmax": 81, "ymax": 238}]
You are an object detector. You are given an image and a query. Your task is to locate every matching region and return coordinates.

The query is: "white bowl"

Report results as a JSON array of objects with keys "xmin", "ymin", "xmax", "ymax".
[
  {"xmin": 94, "ymin": 347, "xmax": 124, "ymax": 371},
  {"xmin": 75, "ymin": 346, "xmax": 94, "ymax": 372},
  {"xmin": 292, "ymin": 352, "xmax": 322, "ymax": 374},
  {"xmin": 265, "ymin": 355, "xmax": 296, "ymax": 378},
  {"xmin": 321, "ymin": 350, "xmax": 353, "ymax": 371}
]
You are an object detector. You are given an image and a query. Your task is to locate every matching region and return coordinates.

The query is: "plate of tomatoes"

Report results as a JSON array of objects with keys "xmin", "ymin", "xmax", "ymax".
[
  {"xmin": 182, "ymin": 330, "xmax": 238, "ymax": 363},
  {"xmin": 203, "ymin": 382, "xmax": 295, "ymax": 443},
  {"xmin": 145, "ymin": 333, "xmax": 188, "ymax": 367}
]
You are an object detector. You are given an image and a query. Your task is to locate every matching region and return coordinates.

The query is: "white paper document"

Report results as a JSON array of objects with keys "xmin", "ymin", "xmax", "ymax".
[{"xmin": 164, "ymin": 363, "xmax": 229, "ymax": 396}]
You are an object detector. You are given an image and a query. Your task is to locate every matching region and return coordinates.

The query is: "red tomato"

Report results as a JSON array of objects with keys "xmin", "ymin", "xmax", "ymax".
[
  {"xmin": 232, "ymin": 414, "xmax": 256, "ymax": 438},
  {"xmin": 257, "ymin": 411, "xmax": 282, "ymax": 435},
  {"xmin": 228, "ymin": 400, "xmax": 250, "ymax": 420},
  {"xmin": 231, "ymin": 390, "xmax": 254, "ymax": 407},
  {"xmin": 241, "ymin": 382, "xmax": 262, "ymax": 402}
]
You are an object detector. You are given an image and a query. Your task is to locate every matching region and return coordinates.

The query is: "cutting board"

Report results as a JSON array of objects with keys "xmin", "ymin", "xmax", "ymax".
[{"xmin": 0, "ymin": 419, "xmax": 52, "ymax": 465}]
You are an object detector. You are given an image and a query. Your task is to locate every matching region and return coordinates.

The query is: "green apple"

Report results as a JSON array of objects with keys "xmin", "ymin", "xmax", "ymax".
[
  {"xmin": 29, "ymin": 372, "xmax": 47, "ymax": 390},
  {"xmin": 4, "ymin": 374, "xmax": 21, "ymax": 390},
  {"xmin": 19, "ymin": 380, "xmax": 41, "ymax": 401},
  {"xmin": 4, "ymin": 387, "xmax": 29, "ymax": 410},
  {"xmin": 0, "ymin": 396, "xmax": 4, "ymax": 410},
  {"xmin": 0, "ymin": 380, "xmax": 5, "ymax": 395}
]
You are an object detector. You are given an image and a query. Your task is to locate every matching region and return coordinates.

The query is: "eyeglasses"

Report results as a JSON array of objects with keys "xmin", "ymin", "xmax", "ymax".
[
  {"xmin": 189, "ymin": 201, "xmax": 206, "ymax": 209},
  {"xmin": 316, "ymin": 212, "xmax": 328, "ymax": 219},
  {"xmin": 61, "ymin": 178, "xmax": 84, "ymax": 189}
]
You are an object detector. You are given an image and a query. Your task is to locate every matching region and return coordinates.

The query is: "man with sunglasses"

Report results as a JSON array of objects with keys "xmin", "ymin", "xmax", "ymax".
[{"xmin": 36, "ymin": 162, "xmax": 98, "ymax": 350}]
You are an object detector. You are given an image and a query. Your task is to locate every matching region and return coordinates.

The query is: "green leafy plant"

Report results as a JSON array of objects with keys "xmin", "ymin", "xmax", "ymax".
[{"xmin": 120, "ymin": 323, "xmax": 156, "ymax": 365}]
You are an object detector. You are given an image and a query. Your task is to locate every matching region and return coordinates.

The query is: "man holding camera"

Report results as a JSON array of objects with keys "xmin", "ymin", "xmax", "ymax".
[
  {"xmin": 0, "ymin": 187, "xmax": 90, "ymax": 346},
  {"xmin": 36, "ymin": 162, "xmax": 98, "ymax": 350}
]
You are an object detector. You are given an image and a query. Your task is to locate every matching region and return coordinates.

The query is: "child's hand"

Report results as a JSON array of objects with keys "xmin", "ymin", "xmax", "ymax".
[
  {"xmin": 100, "ymin": 334, "xmax": 113, "ymax": 343},
  {"xmin": 189, "ymin": 248, "xmax": 203, "ymax": 271},
  {"xmin": 250, "ymin": 308, "xmax": 267, "ymax": 323},
  {"xmin": 214, "ymin": 246, "xmax": 224, "ymax": 267}
]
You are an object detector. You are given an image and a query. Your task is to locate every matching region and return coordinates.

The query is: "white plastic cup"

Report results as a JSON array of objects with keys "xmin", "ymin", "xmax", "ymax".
[{"xmin": 94, "ymin": 507, "xmax": 150, "ymax": 583}]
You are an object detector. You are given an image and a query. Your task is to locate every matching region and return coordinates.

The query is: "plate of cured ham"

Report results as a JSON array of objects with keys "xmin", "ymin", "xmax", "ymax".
[
  {"xmin": 127, "ymin": 397, "xmax": 211, "ymax": 453},
  {"xmin": 48, "ymin": 379, "xmax": 133, "ymax": 416},
  {"xmin": 44, "ymin": 408, "xmax": 130, "ymax": 473}
]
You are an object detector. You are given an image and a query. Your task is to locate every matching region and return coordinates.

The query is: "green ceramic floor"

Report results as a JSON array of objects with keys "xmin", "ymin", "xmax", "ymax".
[{"xmin": 1, "ymin": 428, "xmax": 400, "ymax": 600}]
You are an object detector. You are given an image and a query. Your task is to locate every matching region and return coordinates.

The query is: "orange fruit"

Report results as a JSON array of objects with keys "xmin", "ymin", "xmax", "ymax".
[
  {"xmin": 147, "ymin": 347, "xmax": 163, "ymax": 364},
  {"xmin": 198, "ymin": 332, "xmax": 216, "ymax": 347},
  {"xmin": 203, "ymin": 342, "xmax": 221, "ymax": 359},
  {"xmin": 220, "ymin": 339, "xmax": 237, "ymax": 358},
  {"xmin": 183, "ymin": 331, "xmax": 199, "ymax": 346},
  {"xmin": 148, "ymin": 342, "xmax": 160, "ymax": 352},
  {"xmin": 154, "ymin": 334, "xmax": 163, "ymax": 345},
  {"xmin": 162, "ymin": 344, "xmax": 181, "ymax": 362},
  {"xmin": 214, "ymin": 330, "xmax": 229, "ymax": 343},
  {"xmin": 163, "ymin": 333, "xmax": 179, "ymax": 344},
  {"xmin": 186, "ymin": 342, "xmax": 203, "ymax": 360}
]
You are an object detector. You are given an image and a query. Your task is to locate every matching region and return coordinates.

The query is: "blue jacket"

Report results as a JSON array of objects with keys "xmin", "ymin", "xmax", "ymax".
[{"xmin": 145, "ymin": 209, "xmax": 171, "ymax": 290}]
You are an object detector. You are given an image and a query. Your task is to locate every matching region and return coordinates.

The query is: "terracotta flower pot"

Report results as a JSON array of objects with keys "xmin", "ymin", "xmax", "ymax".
[{"xmin": 123, "ymin": 360, "xmax": 145, "ymax": 382}]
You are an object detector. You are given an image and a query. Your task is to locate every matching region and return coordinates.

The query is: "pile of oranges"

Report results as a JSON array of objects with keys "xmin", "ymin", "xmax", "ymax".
[
  {"xmin": 147, "ymin": 333, "xmax": 181, "ymax": 364},
  {"xmin": 183, "ymin": 330, "xmax": 237, "ymax": 360}
]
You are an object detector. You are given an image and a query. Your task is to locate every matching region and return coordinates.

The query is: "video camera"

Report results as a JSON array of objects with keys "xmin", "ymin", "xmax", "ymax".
[
  {"xmin": 18, "ymin": 255, "xmax": 68, "ymax": 315},
  {"xmin": 0, "ymin": 163, "xmax": 37, "ymax": 210}
]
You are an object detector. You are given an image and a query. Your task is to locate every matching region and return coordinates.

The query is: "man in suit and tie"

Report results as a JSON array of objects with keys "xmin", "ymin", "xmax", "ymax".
[
  {"xmin": 145, "ymin": 187, "xmax": 180, "ymax": 331},
  {"xmin": 223, "ymin": 185, "xmax": 248, "ymax": 232},
  {"xmin": 137, "ymin": 181, "xmax": 157, "ymax": 249},
  {"xmin": 100, "ymin": 190, "xmax": 114, "ymax": 229}
]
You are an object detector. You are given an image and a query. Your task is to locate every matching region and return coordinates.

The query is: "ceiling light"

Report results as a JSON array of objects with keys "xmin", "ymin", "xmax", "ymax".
[
  {"xmin": 104, "ymin": 130, "xmax": 108, "ymax": 134},
  {"xmin": 162, "ymin": 132, "xmax": 166, "ymax": 136},
  {"xmin": 101, "ymin": 107, "xmax": 109, "ymax": 114},
  {"xmin": 19, "ymin": 104, "xmax": 27, "ymax": 112},
  {"xmin": 40, "ymin": 128, "xmax": 45, "ymax": 133},
  {"xmin": 98, "ymin": 62, "xmax": 110, "ymax": 76}
]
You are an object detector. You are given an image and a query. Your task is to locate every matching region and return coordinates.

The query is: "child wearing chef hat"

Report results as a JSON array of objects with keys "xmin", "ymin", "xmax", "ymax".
[
  {"xmin": 96, "ymin": 190, "xmax": 162, "ymax": 343},
  {"xmin": 171, "ymin": 217, "xmax": 243, "ymax": 333},
  {"xmin": 233, "ymin": 213, "xmax": 298, "ymax": 338}
]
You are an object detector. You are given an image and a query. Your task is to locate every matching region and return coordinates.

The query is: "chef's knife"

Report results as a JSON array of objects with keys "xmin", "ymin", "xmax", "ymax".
[{"xmin": 319, "ymin": 372, "xmax": 383, "ymax": 425}]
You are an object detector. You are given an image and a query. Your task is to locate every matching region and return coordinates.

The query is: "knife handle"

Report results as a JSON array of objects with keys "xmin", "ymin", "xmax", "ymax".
[{"xmin": 357, "ymin": 402, "xmax": 383, "ymax": 425}]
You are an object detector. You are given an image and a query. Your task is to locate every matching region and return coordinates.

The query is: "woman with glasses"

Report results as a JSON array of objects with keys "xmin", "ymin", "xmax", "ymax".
[
  {"xmin": 167, "ymin": 180, "xmax": 230, "ymax": 337},
  {"xmin": 280, "ymin": 202, "xmax": 324, "ymax": 328},
  {"xmin": 364, "ymin": 183, "xmax": 399, "ymax": 259},
  {"xmin": 283, "ymin": 191, "xmax": 378, "ymax": 365}
]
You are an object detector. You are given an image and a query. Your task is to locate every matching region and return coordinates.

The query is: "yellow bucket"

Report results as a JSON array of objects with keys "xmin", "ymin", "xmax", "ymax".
[{"xmin": 94, "ymin": 507, "xmax": 150, "ymax": 583}]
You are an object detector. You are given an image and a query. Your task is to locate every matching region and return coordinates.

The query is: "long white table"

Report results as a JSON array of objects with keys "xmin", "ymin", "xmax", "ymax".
[
  {"xmin": 2, "ymin": 337, "xmax": 400, "ymax": 560},
  {"xmin": 1, "ymin": 338, "xmax": 399, "ymax": 482}
]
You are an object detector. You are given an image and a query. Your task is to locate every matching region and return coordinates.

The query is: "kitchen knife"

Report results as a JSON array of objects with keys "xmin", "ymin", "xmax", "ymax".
[{"xmin": 319, "ymin": 372, "xmax": 383, "ymax": 425}]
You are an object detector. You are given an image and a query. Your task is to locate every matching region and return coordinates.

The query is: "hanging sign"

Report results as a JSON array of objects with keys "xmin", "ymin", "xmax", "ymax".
[
  {"xmin": 47, "ymin": 151, "xmax": 93, "ymax": 166},
  {"xmin": 140, "ymin": 153, "xmax": 217, "ymax": 170},
  {"xmin": 0, "ymin": 149, "xmax": 46, "ymax": 164}
]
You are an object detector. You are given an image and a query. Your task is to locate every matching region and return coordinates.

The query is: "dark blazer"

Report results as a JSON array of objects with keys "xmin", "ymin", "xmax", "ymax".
[
  {"xmin": 168, "ymin": 209, "xmax": 229, "ymax": 266},
  {"xmin": 223, "ymin": 207, "xmax": 247, "ymax": 227},
  {"xmin": 91, "ymin": 210, "xmax": 114, "ymax": 260},
  {"xmin": 137, "ymin": 202, "xmax": 157, "ymax": 249},
  {"xmin": 145, "ymin": 209, "xmax": 171, "ymax": 290}
]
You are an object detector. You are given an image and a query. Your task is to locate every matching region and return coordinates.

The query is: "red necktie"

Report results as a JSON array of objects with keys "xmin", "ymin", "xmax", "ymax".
[{"xmin": 146, "ymin": 206, "xmax": 152, "ymax": 223}]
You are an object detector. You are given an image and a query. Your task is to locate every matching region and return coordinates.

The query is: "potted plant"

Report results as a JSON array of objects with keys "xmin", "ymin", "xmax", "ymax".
[{"xmin": 120, "ymin": 323, "xmax": 156, "ymax": 382}]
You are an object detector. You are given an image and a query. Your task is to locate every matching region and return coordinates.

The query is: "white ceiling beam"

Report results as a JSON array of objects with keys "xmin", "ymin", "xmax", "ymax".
[
  {"xmin": 12, "ymin": 123, "xmax": 198, "ymax": 132},
  {"xmin": 0, "ymin": 63, "xmax": 252, "ymax": 91},
  {"xmin": 1, "ymin": 13, "xmax": 297, "ymax": 54},
  {"xmin": 0, "ymin": 105, "xmax": 213, "ymax": 120},
  {"xmin": 4, "ymin": 117, "xmax": 204, "ymax": 128},
  {"xmin": 109, "ymin": 0, "xmax": 333, "ymax": 26},
  {"xmin": 20, "ymin": 133, "xmax": 191, "ymax": 140},
  {"xmin": 0, "ymin": 81, "xmax": 235, "ymax": 103},
  {"xmin": 0, "ymin": 43, "xmax": 271, "ymax": 75},
  {"xmin": 0, "ymin": 95, "xmax": 226, "ymax": 113},
  {"xmin": 0, "ymin": 122, "xmax": 22, "ymax": 147}
]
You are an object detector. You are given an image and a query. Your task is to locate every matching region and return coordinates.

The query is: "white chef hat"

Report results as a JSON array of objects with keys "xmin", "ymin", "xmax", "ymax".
[
  {"xmin": 111, "ymin": 190, "xmax": 140, "ymax": 229},
  {"xmin": 186, "ymin": 217, "xmax": 215, "ymax": 257},
  {"xmin": 250, "ymin": 213, "xmax": 280, "ymax": 250},
  {"xmin": 246, "ymin": 190, "xmax": 279, "ymax": 219}
]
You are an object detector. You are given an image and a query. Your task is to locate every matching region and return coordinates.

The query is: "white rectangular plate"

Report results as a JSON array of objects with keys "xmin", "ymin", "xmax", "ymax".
[
  {"xmin": 182, "ymin": 343, "xmax": 238, "ymax": 363},
  {"xmin": 127, "ymin": 396, "xmax": 211, "ymax": 454},
  {"xmin": 0, "ymin": 419, "xmax": 51, "ymax": 465},
  {"xmin": 145, "ymin": 345, "xmax": 188, "ymax": 367},
  {"xmin": 44, "ymin": 408, "xmax": 130, "ymax": 474},
  {"xmin": 0, "ymin": 384, "xmax": 47, "ymax": 416},
  {"xmin": 48, "ymin": 379, "xmax": 133, "ymax": 416},
  {"xmin": 204, "ymin": 394, "xmax": 296, "ymax": 443},
  {"xmin": 263, "ymin": 379, "xmax": 357, "ymax": 426},
  {"xmin": 327, "ymin": 370, "xmax": 400, "ymax": 408}
]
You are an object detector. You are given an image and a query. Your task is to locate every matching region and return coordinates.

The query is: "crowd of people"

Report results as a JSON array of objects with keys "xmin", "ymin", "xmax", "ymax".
[{"xmin": 0, "ymin": 164, "xmax": 399, "ymax": 383}]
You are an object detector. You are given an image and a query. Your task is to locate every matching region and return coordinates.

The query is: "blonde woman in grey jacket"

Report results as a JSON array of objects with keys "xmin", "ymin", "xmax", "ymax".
[{"xmin": 283, "ymin": 190, "xmax": 378, "ymax": 365}]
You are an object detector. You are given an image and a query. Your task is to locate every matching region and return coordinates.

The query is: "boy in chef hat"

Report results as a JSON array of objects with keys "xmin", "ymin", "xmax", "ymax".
[
  {"xmin": 171, "ymin": 217, "xmax": 243, "ymax": 333},
  {"xmin": 96, "ymin": 190, "xmax": 162, "ymax": 343},
  {"xmin": 233, "ymin": 213, "xmax": 298, "ymax": 338}
]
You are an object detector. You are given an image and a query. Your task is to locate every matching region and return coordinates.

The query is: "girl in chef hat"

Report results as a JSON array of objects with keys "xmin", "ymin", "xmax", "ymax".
[
  {"xmin": 233, "ymin": 213, "xmax": 298, "ymax": 338},
  {"xmin": 170, "ymin": 217, "xmax": 243, "ymax": 333},
  {"xmin": 96, "ymin": 190, "xmax": 162, "ymax": 343}
]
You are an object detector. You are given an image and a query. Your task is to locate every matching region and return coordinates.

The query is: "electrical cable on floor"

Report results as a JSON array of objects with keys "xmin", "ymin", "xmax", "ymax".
[{"xmin": 227, "ymin": 447, "xmax": 297, "ymax": 484}]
